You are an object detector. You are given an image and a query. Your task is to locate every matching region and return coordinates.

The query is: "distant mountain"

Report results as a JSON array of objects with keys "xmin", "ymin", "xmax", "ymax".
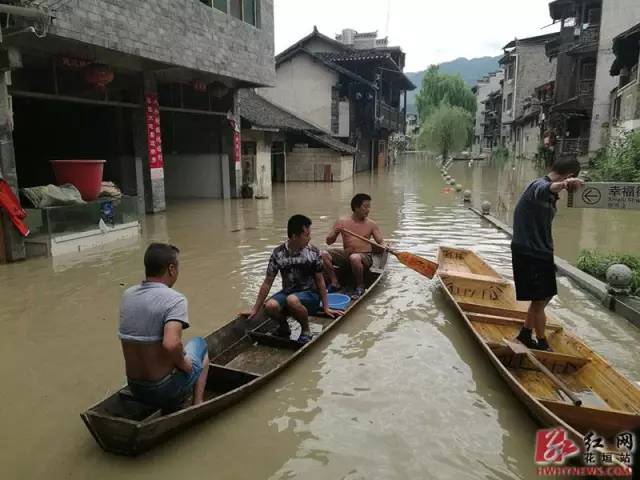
[{"xmin": 406, "ymin": 55, "xmax": 501, "ymax": 114}]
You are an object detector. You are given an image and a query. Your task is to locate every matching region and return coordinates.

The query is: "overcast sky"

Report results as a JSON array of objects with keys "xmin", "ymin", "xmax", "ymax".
[{"xmin": 274, "ymin": 0, "xmax": 559, "ymax": 72}]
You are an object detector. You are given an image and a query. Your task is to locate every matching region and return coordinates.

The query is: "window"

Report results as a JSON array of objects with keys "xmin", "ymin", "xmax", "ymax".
[
  {"xmin": 243, "ymin": 0, "xmax": 256, "ymax": 26},
  {"xmin": 230, "ymin": 0, "xmax": 242, "ymax": 20},
  {"xmin": 213, "ymin": 0, "xmax": 227, "ymax": 12},
  {"xmin": 507, "ymin": 93, "xmax": 513, "ymax": 110},
  {"xmin": 587, "ymin": 8, "xmax": 601, "ymax": 25},
  {"xmin": 506, "ymin": 63, "xmax": 515, "ymax": 80}
]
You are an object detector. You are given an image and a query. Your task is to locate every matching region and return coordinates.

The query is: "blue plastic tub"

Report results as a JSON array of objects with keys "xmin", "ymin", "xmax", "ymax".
[{"xmin": 323, "ymin": 293, "xmax": 351, "ymax": 310}]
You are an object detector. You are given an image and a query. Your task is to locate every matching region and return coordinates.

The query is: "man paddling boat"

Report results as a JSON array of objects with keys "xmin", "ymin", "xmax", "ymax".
[
  {"xmin": 511, "ymin": 157, "xmax": 583, "ymax": 351},
  {"xmin": 322, "ymin": 193, "xmax": 385, "ymax": 299}
]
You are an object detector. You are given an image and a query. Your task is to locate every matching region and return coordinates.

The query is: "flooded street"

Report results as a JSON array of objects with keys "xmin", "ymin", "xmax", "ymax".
[{"xmin": 2, "ymin": 154, "xmax": 640, "ymax": 479}]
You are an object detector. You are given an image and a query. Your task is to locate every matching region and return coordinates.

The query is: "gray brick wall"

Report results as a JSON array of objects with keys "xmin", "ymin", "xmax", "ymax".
[
  {"xmin": 49, "ymin": 0, "xmax": 275, "ymax": 86},
  {"xmin": 514, "ymin": 43, "xmax": 556, "ymax": 120}
]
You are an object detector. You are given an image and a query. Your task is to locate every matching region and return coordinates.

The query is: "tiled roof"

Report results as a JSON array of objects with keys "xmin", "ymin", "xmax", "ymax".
[
  {"xmin": 318, "ymin": 50, "xmax": 395, "ymax": 63},
  {"xmin": 238, "ymin": 90, "xmax": 355, "ymax": 154},
  {"xmin": 239, "ymin": 89, "xmax": 315, "ymax": 131}
]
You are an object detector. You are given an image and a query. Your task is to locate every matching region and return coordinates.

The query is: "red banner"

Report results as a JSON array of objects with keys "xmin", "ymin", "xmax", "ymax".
[
  {"xmin": 145, "ymin": 94, "xmax": 164, "ymax": 169},
  {"xmin": 233, "ymin": 130, "xmax": 241, "ymax": 170}
]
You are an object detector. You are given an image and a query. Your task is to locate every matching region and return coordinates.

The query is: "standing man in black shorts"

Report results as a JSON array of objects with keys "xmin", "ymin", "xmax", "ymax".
[{"xmin": 512, "ymin": 157, "xmax": 583, "ymax": 351}]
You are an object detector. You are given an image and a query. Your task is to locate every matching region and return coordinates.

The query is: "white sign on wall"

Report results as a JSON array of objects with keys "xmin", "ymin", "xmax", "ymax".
[{"xmin": 568, "ymin": 182, "xmax": 640, "ymax": 210}]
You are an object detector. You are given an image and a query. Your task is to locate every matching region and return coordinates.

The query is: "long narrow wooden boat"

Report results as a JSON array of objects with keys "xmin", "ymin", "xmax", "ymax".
[
  {"xmin": 81, "ymin": 252, "xmax": 388, "ymax": 455},
  {"xmin": 437, "ymin": 246, "xmax": 640, "ymax": 447}
]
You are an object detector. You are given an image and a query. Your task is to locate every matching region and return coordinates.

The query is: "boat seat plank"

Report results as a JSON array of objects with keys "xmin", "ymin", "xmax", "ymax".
[
  {"xmin": 460, "ymin": 302, "xmax": 529, "ymax": 320},
  {"xmin": 469, "ymin": 313, "xmax": 563, "ymax": 331},
  {"xmin": 541, "ymin": 400, "xmax": 640, "ymax": 439},
  {"xmin": 439, "ymin": 271, "xmax": 509, "ymax": 285},
  {"xmin": 488, "ymin": 341, "xmax": 591, "ymax": 372}
]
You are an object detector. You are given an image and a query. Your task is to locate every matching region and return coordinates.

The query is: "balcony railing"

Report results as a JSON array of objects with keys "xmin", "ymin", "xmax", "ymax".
[
  {"xmin": 557, "ymin": 137, "xmax": 589, "ymax": 156},
  {"xmin": 378, "ymin": 102, "xmax": 405, "ymax": 132}
]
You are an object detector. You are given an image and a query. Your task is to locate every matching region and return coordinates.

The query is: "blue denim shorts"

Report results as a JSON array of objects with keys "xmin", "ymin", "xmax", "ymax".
[
  {"xmin": 271, "ymin": 290, "xmax": 321, "ymax": 315},
  {"xmin": 128, "ymin": 337, "xmax": 208, "ymax": 409}
]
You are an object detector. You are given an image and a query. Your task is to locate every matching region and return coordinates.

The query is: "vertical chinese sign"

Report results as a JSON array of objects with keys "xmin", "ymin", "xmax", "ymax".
[
  {"xmin": 229, "ymin": 117, "xmax": 241, "ymax": 171},
  {"xmin": 145, "ymin": 94, "xmax": 164, "ymax": 179}
]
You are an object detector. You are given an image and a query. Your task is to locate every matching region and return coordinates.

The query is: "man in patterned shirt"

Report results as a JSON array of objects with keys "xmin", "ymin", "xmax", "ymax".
[{"xmin": 246, "ymin": 215, "xmax": 341, "ymax": 344}]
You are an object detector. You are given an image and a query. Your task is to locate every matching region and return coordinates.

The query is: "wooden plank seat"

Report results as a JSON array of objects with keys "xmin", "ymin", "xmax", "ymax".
[
  {"xmin": 468, "ymin": 313, "xmax": 563, "ymax": 332},
  {"xmin": 439, "ymin": 270, "xmax": 509, "ymax": 285},
  {"xmin": 541, "ymin": 400, "xmax": 640, "ymax": 440},
  {"xmin": 459, "ymin": 302, "xmax": 529, "ymax": 320},
  {"xmin": 487, "ymin": 341, "xmax": 591, "ymax": 373}
]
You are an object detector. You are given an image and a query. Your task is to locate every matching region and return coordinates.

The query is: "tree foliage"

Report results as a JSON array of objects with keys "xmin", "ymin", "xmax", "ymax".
[
  {"xmin": 588, "ymin": 131, "xmax": 640, "ymax": 182},
  {"xmin": 418, "ymin": 104, "xmax": 472, "ymax": 158},
  {"xmin": 416, "ymin": 65, "xmax": 476, "ymax": 120}
]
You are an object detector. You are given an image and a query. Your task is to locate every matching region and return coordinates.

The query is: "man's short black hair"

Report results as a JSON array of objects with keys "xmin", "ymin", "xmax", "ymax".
[
  {"xmin": 144, "ymin": 243, "xmax": 180, "ymax": 277},
  {"xmin": 351, "ymin": 193, "xmax": 372, "ymax": 211},
  {"xmin": 287, "ymin": 214, "xmax": 312, "ymax": 238},
  {"xmin": 551, "ymin": 156, "xmax": 581, "ymax": 176}
]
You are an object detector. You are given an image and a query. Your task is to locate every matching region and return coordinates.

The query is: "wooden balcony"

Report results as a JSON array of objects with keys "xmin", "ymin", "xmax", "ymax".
[{"xmin": 377, "ymin": 102, "xmax": 406, "ymax": 132}]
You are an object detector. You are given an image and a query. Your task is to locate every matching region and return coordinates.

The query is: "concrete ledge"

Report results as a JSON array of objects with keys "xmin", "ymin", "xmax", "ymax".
[
  {"xmin": 468, "ymin": 207, "xmax": 640, "ymax": 328},
  {"xmin": 25, "ymin": 221, "xmax": 140, "ymax": 257}
]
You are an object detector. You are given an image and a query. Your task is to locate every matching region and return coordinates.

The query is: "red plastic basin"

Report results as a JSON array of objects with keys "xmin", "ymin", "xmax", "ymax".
[{"xmin": 51, "ymin": 160, "xmax": 105, "ymax": 201}]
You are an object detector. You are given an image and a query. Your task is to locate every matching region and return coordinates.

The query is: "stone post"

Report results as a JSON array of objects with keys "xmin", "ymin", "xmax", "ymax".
[
  {"xmin": 0, "ymin": 44, "xmax": 25, "ymax": 261},
  {"xmin": 606, "ymin": 264, "xmax": 633, "ymax": 296}
]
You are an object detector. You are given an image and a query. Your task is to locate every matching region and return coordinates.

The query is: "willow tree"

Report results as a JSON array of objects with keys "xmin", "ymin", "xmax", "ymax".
[
  {"xmin": 416, "ymin": 65, "xmax": 476, "ymax": 120},
  {"xmin": 418, "ymin": 104, "xmax": 472, "ymax": 159}
]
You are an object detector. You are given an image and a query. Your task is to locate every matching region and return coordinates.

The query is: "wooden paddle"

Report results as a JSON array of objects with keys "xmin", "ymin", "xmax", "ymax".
[
  {"xmin": 503, "ymin": 338, "xmax": 583, "ymax": 407},
  {"xmin": 341, "ymin": 228, "xmax": 438, "ymax": 279}
]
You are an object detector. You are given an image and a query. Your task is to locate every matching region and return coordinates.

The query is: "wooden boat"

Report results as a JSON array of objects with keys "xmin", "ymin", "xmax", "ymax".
[
  {"xmin": 81, "ymin": 252, "xmax": 388, "ymax": 455},
  {"xmin": 437, "ymin": 246, "xmax": 640, "ymax": 446}
]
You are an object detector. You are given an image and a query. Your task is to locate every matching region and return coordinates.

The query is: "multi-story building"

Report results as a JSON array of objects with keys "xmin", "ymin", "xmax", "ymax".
[
  {"xmin": 546, "ymin": 0, "xmax": 640, "ymax": 159},
  {"xmin": 472, "ymin": 70, "xmax": 504, "ymax": 154},
  {"xmin": 609, "ymin": 23, "xmax": 640, "ymax": 138},
  {"xmin": 0, "ymin": 0, "xmax": 274, "ymax": 261},
  {"xmin": 260, "ymin": 27, "xmax": 415, "ymax": 172},
  {"xmin": 499, "ymin": 33, "xmax": 558, "ymax": 157},
  {"xmin": 482, "ymin": 89, "xmax": 503, "ymax": 150}
]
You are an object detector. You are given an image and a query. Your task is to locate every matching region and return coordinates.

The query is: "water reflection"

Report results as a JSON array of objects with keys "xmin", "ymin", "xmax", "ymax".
[{"xmin": 1, "ymin": 154, "xmax": 639, "ymax": 479}]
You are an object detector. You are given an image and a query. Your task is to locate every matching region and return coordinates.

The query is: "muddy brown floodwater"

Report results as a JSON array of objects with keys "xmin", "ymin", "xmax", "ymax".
[{"xmin": 1, "ymin": 154, "xmax": 639, "ymax": 479}]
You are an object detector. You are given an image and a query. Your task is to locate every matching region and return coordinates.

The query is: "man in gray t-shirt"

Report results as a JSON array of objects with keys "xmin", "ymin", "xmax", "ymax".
[{"xmin": 119, "ymin": 243, "xmax": 209, "ymax": 409}]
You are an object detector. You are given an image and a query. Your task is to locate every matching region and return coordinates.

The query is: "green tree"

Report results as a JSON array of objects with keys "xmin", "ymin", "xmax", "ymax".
[
  {"xmin": 416, "ymin": 65, "xmax": 476, "ymax": 120},
  {"xmin": 418, "ymin": 104, "xmax": 472, "ymax": 159}
]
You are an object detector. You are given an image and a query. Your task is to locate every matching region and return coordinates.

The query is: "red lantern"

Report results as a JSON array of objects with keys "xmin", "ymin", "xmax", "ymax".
[
  {"xmin": 83, "ymin": 63, "xmax": 114, "ymax": 90},
  {"xmin": 193, "ymin": 80, "xmax": 207, "ymax": 93}
]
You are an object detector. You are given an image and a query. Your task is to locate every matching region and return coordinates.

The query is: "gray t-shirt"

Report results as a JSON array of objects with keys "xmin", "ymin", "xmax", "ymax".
[
  {"xmin": 511, "ymin": 176, "xmax": 559, "ymax": 260},
  {"xmin": 119, "ymin": 282, "xmax": 189, "ymax": 343}
]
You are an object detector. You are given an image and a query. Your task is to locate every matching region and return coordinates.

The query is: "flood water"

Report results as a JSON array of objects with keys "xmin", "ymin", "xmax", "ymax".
[{"xmin": 1, "ymin": 154, "xmax": 640, "ymax": 479}]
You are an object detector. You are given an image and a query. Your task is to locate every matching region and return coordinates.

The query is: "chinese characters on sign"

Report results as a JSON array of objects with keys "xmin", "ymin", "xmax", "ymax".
[
  {"xmin": 535, "ymin": 427, "xmax": 635, "ymax": 467},
  {"xmin": 568, "ymin": 182, "xmax": 640, "ymax": 210},
  {"xmin": 228, "ymin": 117, "xmax": 241, "ymax": 171},
  {"xmin": 145, "ymin": 94, "xmax": 164, "ymax": 171}
]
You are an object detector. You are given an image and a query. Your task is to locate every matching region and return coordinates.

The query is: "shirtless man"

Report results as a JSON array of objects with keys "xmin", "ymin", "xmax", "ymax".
[
  {"xmin": 119, "ymin": 243, "xmax": 209, "ymax": 410},
  {"xmin": 322, "ymin": 193, "xmax": 384, "ymax": 298}
]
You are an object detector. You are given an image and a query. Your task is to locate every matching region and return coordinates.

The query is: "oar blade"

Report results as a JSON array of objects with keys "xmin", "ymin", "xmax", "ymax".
[{"xmin": 394, "ymin": 251, "xmax": 438, "ymax": 279}]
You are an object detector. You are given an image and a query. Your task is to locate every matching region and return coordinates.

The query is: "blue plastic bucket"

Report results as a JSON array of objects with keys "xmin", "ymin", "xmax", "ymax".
[{"xmin": 324, "ymin": 293, "xmax": 351, "ymax": 310}]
